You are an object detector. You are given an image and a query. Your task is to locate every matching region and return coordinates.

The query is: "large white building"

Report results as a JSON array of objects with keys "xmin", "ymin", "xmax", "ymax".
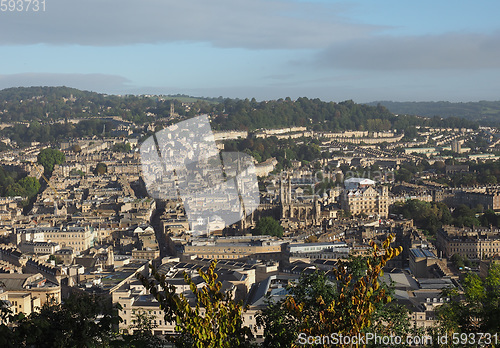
[
  {"xmin": 15, "ymin": 225, "xmax": 95, "ymax": 253},
  {"xmin": 340, "ymin": 178, "xmax": 389, "ymax": 218}
]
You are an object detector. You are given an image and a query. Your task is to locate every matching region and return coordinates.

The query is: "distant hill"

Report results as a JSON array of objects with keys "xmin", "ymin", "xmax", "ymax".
[
  {"xmin": 367, "ymin": 100, "xmax": 500, "ymax": 125},
  {"xmin": 0, "ymin": 86, "xmax": 101, "ymax": 101},
  {"xmin": 0, "ymin": 86, "xmax": 480, "ymax": 132},
  {"xmin": 0, "ymin": 86, "xmax": 210, "ymax": 124}
]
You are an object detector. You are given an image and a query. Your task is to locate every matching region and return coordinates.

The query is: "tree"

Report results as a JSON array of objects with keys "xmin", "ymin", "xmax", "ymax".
[
  {"xmin": 112, "ymin": 142, "xmax": 131, "ymax": 153},
  {"xmin": 69, "ymin": 168, "xmax": 85, "ymax": 177},
  {"xmin": 390, "ymin": 200, "xmax": 452, "ymax": 235},
  {"xmin": 452, "ymin": 204, "xmax": 480, "ymax": 228},
  {"xmin": 253, "ymin": 217, "xmax": 283, "ymax": 237},
  {"xmin": 436, "ymin": 264, "xmax": 500, "ymax": 346},
  {"xmin": 285, "ymin": 235, "xmax": 402, "ymax": 344},
  {"xmin": 0, "ymin": 293, "xmax": 121, "ymax": 348},
  {"xmin": 403, "ymin": 126, "xmax": 418, "ymax": 140},
  {"xmin": 480, "ymin": 209, "xmax": 500, "ymax": 227},
  {"xmin": 304, "ymin": 235, "xmax": 318, "ymax": 243},
  {"xmin": 18, "ymin": 176, "xmax": 41, "ymax": 198},
  {"xmin": 338, "ymin": 209, "xmax": 353, "ymax": 219},
  {"xmin": 37, "ymin": 148, "xmax": 65, "ymax": 175},
  {"xmin": 257, "ymin": 235, "xmax": 403, "ymax": 347},
  {"xmin": 137, "ymin": 260, "xmax": 253, "ymax": 348},
  {"xmin": 257, "ymin": 270, "xmax": 337, "ymax": 348},
  {"xmin": 71, "ymin": 144, "xmax": 81, "ymax": 153},
  {"xmin": 5, "ymin": 177, "xmax": 41, "ymax": 199},
  {"xmin": 95, "ymin": 162, "xmax": 107, "ymax": 175},
  {"xmin": 130, "ymin": 311, "xmax": 157, "ymax": 336},
  {"xmin": 120, "ymin": 310, "xmax": 170, "ymax": 347}
]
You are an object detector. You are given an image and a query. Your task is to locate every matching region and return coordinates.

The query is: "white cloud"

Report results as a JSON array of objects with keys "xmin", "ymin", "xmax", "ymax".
[{"xmin": 0, "ymin": 0, "xmax": 377, "ymax": 49}]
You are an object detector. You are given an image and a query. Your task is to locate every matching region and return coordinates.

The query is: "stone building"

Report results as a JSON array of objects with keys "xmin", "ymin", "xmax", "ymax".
[
  {"xmin": 437, "ymin": 226, "xmax": 500, "ymax": 260},
  {"xmin": 15, "ymin": 225, "xmax": 95, "ymax": 253},
  {"xmin": 340, "ymin": 178, "xmax": 389, "ymax": 218},
  {"xmin": 0, "ymin": 273, "xmax": 61, "ymax": 316},
  {"xmin": 279, "ymin": 172, "xmax": 321, "ymax": 226}
]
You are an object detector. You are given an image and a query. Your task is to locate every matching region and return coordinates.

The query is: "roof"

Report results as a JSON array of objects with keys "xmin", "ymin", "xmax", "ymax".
[
  {"xmin": 410, "ymin": 248, "xmax": 437, "ymax": 259},
  {"xmin": 73, "ymin": 257, "xmax": 97, "ymax": 269},
  {"xmin": 380, "ymin": 272, "xmax": 420, "ymax": 290},
  {"xmin": 417, "ymin": 278, "xmax": 455, "ymax": 290},
  {"xmin": 0, "ymin": 273, "xmax": 50, "ymax": 290},
  {"xmin": 344, "ymin": 178, "xmax": 375, "ymax": 184},
  {"xmin": 289, "ymin": 242, "xmax": 347, "ymax": 248}
]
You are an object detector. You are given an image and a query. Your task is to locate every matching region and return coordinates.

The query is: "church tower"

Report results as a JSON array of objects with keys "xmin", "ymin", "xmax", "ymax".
[
  {"xmin": 287, "ymin": 172, "xmax": 292, "ymax": 204},
  {"xmin": 170, "ymin": 102, "xmax": 175, "ymax": 117}
]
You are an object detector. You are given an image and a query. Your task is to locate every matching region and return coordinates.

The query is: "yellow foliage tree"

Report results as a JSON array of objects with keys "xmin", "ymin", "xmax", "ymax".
[
  {"xmin": 137, "ymin": 260, "xmax": 253, "ymax": 348},
  {"xmin": 284, "ymin": 234, "xmax": 402, "ymax": 347}
]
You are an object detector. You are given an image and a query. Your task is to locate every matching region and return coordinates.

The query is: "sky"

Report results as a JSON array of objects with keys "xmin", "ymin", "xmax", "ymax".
[{"xmin": 1, "ymin": 0, "xmax": 500, "ymax": 102}]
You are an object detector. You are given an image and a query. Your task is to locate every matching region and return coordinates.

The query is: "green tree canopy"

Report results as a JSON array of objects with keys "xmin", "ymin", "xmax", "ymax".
[
  {"xmin": 480, "ymin": 209, "xmax": 500, "ymax": 227},
  {"xmin": 391, "ymin": 199, "xmax": 452, "ymax": 234},
  {"xmin": 37, "ymin": 148, "xmax": 65, "ymax": 175},
  {"xmin": 0, "ymin": 293, "xmax": 121, "ymax": 348},
  {"xmin": 257, "ymin": 270, "xmax": 338, "ymax": 348},
  {"xmin": 112, "ymin": 142, "xmax": 131, "ymax": 153},
  {"xmin": 94, "ymin": 162, "xmax": 108, "ymax": 175},
  {"xmin": 5, "ymin": 176, "xmax": 40, "ymax": 199},
  {"xmin": 253, "ymin": 216, "xmax": 283, "ymax": 237},
  {"xmin": 452, "ymin": 204, "xmax": 481, "ymax": 228},
  {"xmin": 0, "ymin": 166, "xmax": 40, "ymax": 199},
  {"xmin": 137, "ymin": 260, "xmax": 253, "ymax": 348},
  {"xmin": 436, "ymin": 264, "xmax": 500, "ymax": 342},
  {"xmin": 257, "ymin": 235, "xmax": 405, "ymax": 347}
]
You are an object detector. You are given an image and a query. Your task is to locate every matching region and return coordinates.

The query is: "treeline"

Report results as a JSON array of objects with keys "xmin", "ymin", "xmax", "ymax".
[
  {"xmin": 211, "ymin": 98, "xmax": 394, "ymax": 131},
  {"xmin": 223, "ymin": 137, "xmax": 323, "ymax": 167},
  {"xmin": 211, "ymin": 97, "xmax": 478, "ymax": 131},
  {"xmin": 0, "ymin": 86, "xmax": 214, "ymax": 124},
  {"xmin": 0, "ymin": 166, "xmax": 40, "ymax": 199},
  {"xmin": 443, "ymin": 161, "xmax": 500, "ymax": 187},
  {"xmin": 369, "ymin": 100, "xmax": 500, "ymax": 125},
  {"xmin": 1, "ymin": 119, "xmax": 122, "ymax": 148},
  {"xmin": 390, "ymin": 199, "xmax": 496, "ymax": 235},
  {"xmin": 0, "ymin": 87, "xmax": 481, "ymax": 135}
]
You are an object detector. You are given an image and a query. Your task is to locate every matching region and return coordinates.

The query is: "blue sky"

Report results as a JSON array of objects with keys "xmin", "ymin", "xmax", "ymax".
[{"xmin": 1, "ymin": 0, "xmax": 499, "ymax": 102}]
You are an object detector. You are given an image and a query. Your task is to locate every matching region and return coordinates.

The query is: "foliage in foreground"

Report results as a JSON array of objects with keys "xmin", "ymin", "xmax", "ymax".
[
  {"xmin": 137, "ymin": 235, "xmax": 401, "ymax": 348},
  {"xmin": 258, "ymin": 235, "xmax": 404, "ymax": 347},
  {"xmin": 433, "ymin": 264, "xmax": 500, "ymax": 347},
  {"xmin": 1, "ymin": 235, "xmax": 404, "ymax": 347},
  {"xmin": 0, "ymin": 293, "xmax": 121, "ymax": 348},
  {"xmin": 137, "ymin": 260, "xmax": 253, "ymax": 348}
]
